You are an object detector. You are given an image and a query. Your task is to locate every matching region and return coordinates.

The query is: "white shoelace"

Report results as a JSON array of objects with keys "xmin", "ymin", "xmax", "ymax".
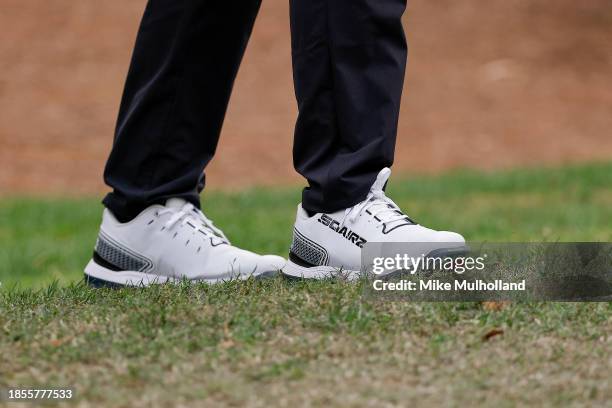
[
  {"xmin": 340, "ymin": 168, "xmax": 413, "ymax": 230},
  {"xmin": 158, "ymin": 203, "xmax": 229, "ymax": 245}
]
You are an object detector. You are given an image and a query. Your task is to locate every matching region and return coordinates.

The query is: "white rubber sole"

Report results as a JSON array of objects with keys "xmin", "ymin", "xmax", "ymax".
[
  {"xmin": 84, "ymin": 260, "xmax": 175, "ymax": 287},
  {"xmin": 281, "ymin": 244, "xmax": 471, "ymax": 281},
  {"xmin": 282, "ymin": 260, "xmax": 361, "ymax": 281},
  {"xmin": 84, "ymin": 260, "xmax": 281, "ymax": 287}
]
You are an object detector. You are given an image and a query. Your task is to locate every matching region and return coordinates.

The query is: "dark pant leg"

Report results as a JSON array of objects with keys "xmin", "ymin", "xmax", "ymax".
[
  {"xmin": 290, "ymin": 0, "xmax": 408, "ymax": 214},
  {"xmin": 103, "ymin": 0, "xmax": 261, "ymax": 222}
]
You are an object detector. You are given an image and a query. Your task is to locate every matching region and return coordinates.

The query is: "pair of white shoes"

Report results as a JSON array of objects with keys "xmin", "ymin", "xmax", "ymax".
[{"xmin": 84, "ymin": 168, "xmax": 466, "ymax": 286}]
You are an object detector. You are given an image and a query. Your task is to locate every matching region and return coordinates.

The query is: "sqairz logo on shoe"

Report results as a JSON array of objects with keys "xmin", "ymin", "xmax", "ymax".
[{"xmin": 318, "ymin": 214, "xmax": 367, "ymax": 248}]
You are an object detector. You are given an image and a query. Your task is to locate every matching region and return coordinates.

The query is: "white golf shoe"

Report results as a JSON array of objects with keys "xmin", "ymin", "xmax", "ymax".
[
  {"xmin": 84, "ymin": 198, "xmax": 286, "ymax": 287},
  {"xmin": 282, "ymin": 168, "xmax": 467, "ymax": 280}
]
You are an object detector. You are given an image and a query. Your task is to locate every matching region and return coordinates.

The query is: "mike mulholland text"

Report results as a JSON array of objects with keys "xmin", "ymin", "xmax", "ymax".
[{"xmin": 372, "ymin": 279, "xmax": 526, "ymax": 292}]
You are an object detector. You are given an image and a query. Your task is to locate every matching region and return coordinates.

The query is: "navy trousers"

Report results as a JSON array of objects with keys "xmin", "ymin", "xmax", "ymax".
[{"xmin": 103, "ymin": 0, "xmax": 408, "ymax": 222}]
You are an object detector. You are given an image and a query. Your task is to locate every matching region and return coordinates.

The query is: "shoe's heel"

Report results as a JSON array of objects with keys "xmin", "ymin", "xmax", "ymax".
[
  {"xmin": 284, "ymin": 228, "xmax": 361, "ymax": 280},
  {"xmin": 84, "ymin": 259, "xmax": 171, "ymax": 287},
  {"xmin": 84, "ymin": 230, "xmax": 165, "ymax": 287}
]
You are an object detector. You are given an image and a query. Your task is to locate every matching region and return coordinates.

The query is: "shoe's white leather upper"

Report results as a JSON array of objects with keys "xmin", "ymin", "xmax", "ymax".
[
  {"xmin": 291, "ymin": 168, "xmax": 465, "ymax": 271},
  {"xmin": 98, "ymin": 199, "xmax": 286, "ymax": 281}
]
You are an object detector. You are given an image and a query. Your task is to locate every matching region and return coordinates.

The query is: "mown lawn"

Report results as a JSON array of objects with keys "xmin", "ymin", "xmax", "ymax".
[{"xmin": 1, "ymin": 163, "xmax": 611, "ymax": 406}]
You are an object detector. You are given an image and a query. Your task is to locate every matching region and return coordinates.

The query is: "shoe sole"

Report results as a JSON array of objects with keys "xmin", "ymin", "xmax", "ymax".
[
  {"xmin": 84, "ymin": 260, "xmax": 175, "ymax": 287},
  {"xmin": 281, "ymin": 245, "xmax": 470, "ymax": 281},
  {"xmin": 84, "ymin": 259, "xmax": 280, "ymax": 288},
  {"xmin": 282, "ymin": 261, "xmax": 361, "ymax": 281}
]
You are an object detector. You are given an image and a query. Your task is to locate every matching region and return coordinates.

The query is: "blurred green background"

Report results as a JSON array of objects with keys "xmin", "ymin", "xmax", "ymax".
[{"xmin": 1, "ymin": 163, "xmax": 610, "ymax": 289}]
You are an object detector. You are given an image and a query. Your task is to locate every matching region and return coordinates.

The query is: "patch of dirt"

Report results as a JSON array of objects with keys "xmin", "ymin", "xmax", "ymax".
[{"xmin": 1, "ymin": 0, "xmax": 611, "ymax": 195}]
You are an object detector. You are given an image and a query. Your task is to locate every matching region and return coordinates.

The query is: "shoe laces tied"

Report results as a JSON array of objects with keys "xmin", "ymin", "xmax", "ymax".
[
  {"xmin": 159, "ymin": 203, "xmax": 230, "ymax": 245},
  {"xmin": 340, "ymin": 168, "xmax": 413, "ymax": 230}
]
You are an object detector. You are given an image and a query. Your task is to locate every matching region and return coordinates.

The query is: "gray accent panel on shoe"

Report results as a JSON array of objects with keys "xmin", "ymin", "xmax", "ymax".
[
  {"xmin": 95, "ymin": 231, "xmax": 153, "ymax": 273},
  {"xmin": 290, "ymin": 228, "xmax": 329, "ymax": 267}
]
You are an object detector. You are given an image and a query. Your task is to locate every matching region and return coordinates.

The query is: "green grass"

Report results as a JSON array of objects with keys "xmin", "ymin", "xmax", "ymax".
[{"xmin": 1, "ymin": 162, "xmax": 611, "ymax": 406}]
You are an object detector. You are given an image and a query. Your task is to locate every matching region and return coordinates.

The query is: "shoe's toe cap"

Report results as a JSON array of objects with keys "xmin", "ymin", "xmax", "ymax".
[
  {"xmin": 262, "ymin": 255, "xmax": 287, "ymax": 270},
  {"xmin": 436, "ymin": 231, "xmax": 466, "ymax": 245},
  {"xmin": 247, "ymin": 254, "xmax": 286, "ymax": 279}
]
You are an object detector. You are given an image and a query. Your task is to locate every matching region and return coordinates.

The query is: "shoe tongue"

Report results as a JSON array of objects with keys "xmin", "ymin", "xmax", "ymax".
[
  {"xmin": 371, "ymin": 168, "xmax": 392, "ymax": 192},
  {"xmin": 369, "ymin": 168, "xmax": 396, "ymax": 220},
  {"xmin": 165, "ymin": 198, "xmax": 189, "ymax": 209},
  {"xmin": 368, "ymin": 168, "xmax": 414, "ymax": 227}
]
